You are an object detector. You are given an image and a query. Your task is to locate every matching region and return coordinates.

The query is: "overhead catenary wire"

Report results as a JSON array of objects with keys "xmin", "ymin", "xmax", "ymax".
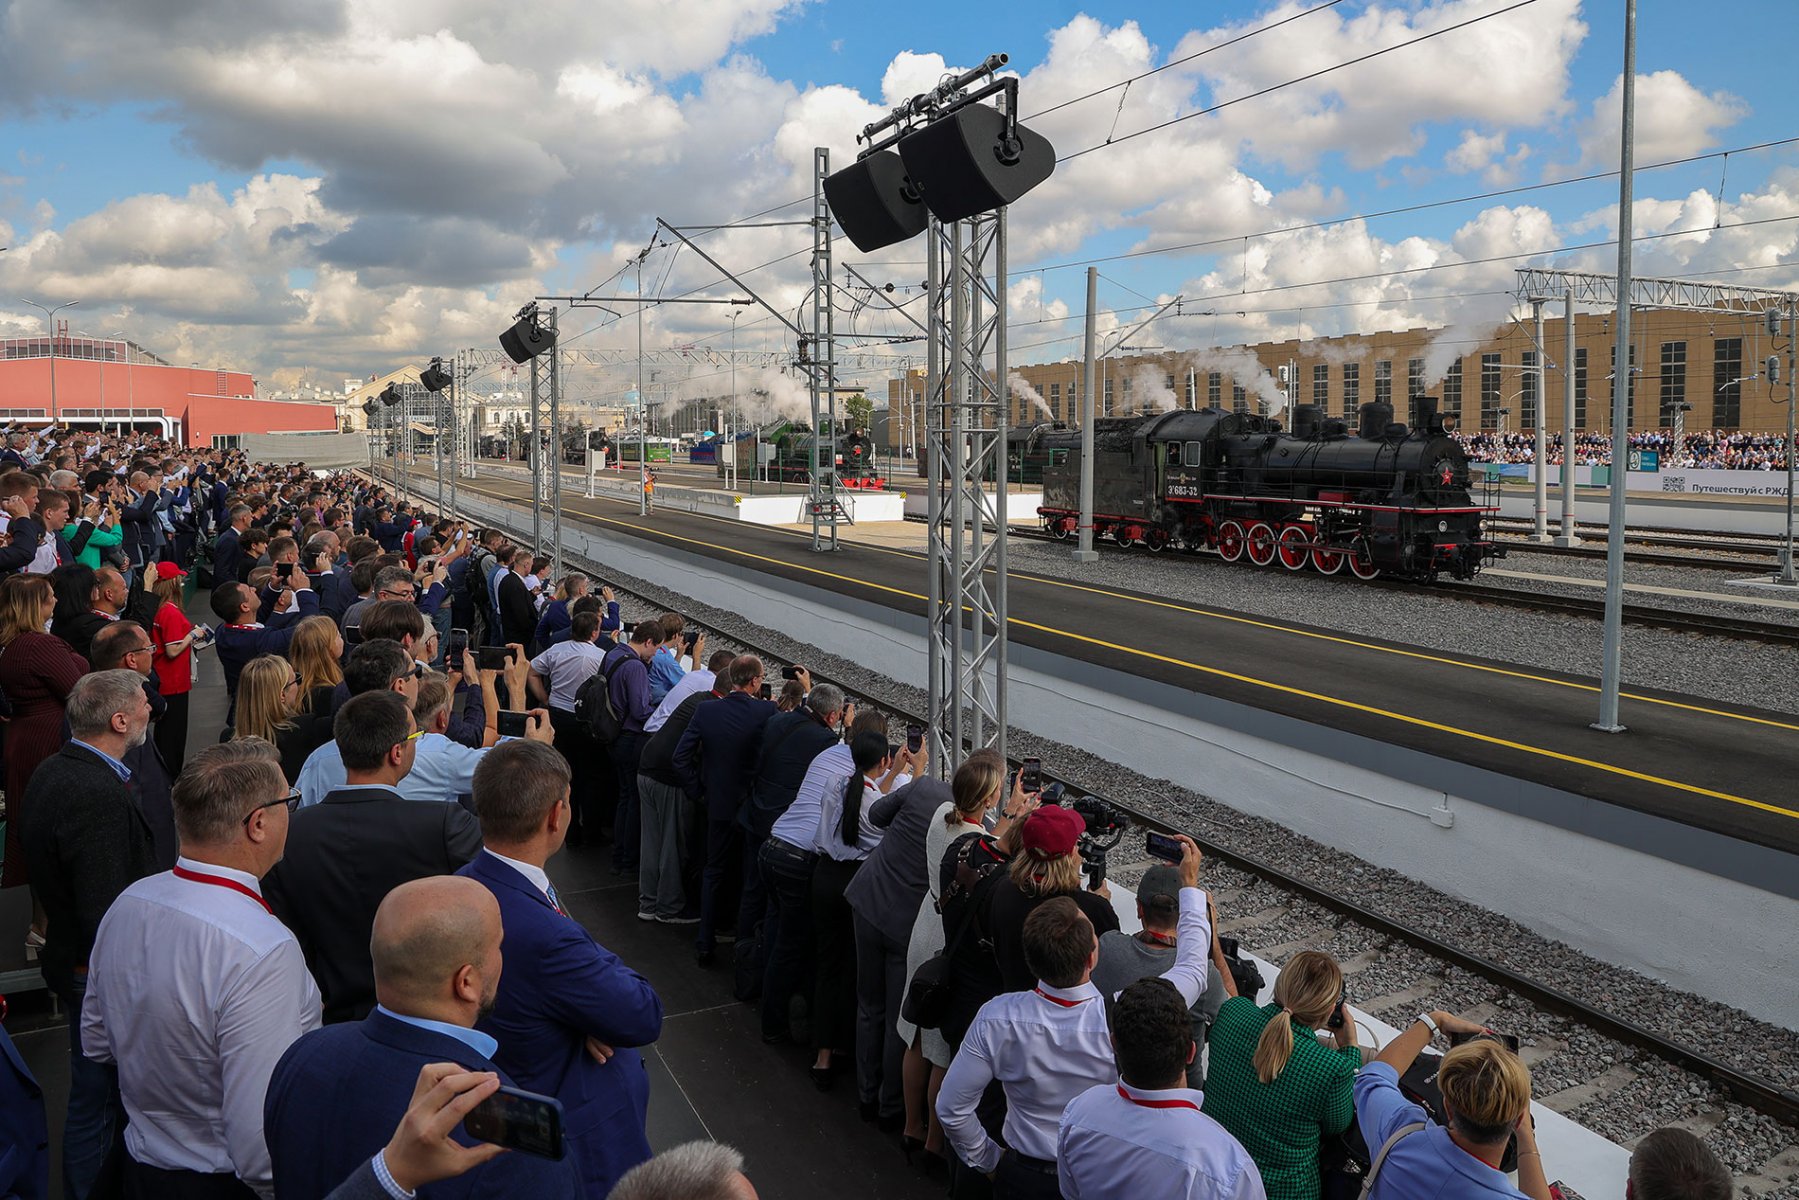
[{"xmin": 1055, "ymin": 0, "xmax": 1541, "ymax": 166}]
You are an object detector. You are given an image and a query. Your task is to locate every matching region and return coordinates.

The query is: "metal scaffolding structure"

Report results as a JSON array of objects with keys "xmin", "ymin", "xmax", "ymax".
[
  {"xmin": 520, "ymin": 305, "xmax": 563, "ymax": 577},
  {"xmin": 807, "ymin": 147, "xmax": 845, "ymax": 552},
  {"xmin": 1513, "ymin": 268, "xmax": 1799, "ymax": 315},
  {"xmin": 924, "ymin": 210, "xmax": 1009, "ymax": 771}
]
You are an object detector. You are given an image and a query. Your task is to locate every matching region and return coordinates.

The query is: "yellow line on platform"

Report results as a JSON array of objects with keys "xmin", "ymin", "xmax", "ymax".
[{"xmin": 449, "ymin": 474, "xmax": 1799, "ymax": 820}]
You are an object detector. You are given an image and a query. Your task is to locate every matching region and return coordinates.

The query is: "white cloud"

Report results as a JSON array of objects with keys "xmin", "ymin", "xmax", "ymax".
[{"xmin": 1574, "ymin": 71, "xmax": 1748, "ymax": 172}]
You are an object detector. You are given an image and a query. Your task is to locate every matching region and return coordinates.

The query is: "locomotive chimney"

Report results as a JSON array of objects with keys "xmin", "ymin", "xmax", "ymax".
[
  {"xmin": 1292, "ymin": 404, "xmax": 1322, "ymax": 439},
  {"xmin": 1357, "ymin": 401, "xmax": 1393, "ymax": 440},
  {"xmin": 1416, "ymin": 396, "xmax": 1443, "ymax": 434}
]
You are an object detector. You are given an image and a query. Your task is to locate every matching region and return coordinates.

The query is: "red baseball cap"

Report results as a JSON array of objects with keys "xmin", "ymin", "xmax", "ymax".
[
  {"xmin": 1019, "ymin": 806, "xmax": 1084, "ymax": 862},
  {"xmin": 154, "ymin": 562, "xmax": 186, "ymax": 581}
]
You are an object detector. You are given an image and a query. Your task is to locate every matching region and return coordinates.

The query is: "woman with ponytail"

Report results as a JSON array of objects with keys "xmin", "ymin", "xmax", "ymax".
[
  {"xmin": 1202, "ymin": 949, "xmax": 1362, "ymax": 1200},
  {"xmin": 806, "ymin": 730, "xmax": 894, "ymax": 1090}
]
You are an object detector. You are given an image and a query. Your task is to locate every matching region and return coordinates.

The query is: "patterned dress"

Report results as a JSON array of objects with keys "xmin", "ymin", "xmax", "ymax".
[{"xmin": 0, "ymin": 631, "xmax": 89, "ymax": 888}]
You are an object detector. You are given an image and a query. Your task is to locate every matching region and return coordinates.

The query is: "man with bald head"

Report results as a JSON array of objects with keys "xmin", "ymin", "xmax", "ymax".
[{"xmin": 266, "ymin": 876, "xmax": 579, "ymax": 1199}]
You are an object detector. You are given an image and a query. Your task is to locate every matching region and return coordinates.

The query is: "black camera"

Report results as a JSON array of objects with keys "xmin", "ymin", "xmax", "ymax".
[
  {"xmin": 1217, "ymin": 935, "xmax": 1266, "ymax": 1000},
  {"xmin": 1068, "ymin": 793, "xmax": 1126, "ymax": 892}
]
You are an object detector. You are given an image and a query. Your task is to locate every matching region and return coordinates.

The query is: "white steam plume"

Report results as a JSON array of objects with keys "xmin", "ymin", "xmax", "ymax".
[
  {"xmin": 740, "ymin": 369, "xmax": 814, "ymax": 424},
  {"xmin": 1008, "ymin": 372, "xmax": 1054, "ymax": 421},
  {"xmin": 1131, "ymin": 365, "xmax": 1178, "ymax": 412},
  {"xmin": 1419, "ymin": 294, "xmax": 1519, "ymax": 387},
  {"xmin": 1183, "ymin": 346, "xmax": 1288, "ymax": 417}
]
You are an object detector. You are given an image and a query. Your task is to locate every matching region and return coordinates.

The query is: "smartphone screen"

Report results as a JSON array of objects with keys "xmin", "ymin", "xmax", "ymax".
[
  {"xmin": 496, "ymin": 711, "xmax": 529, "ymax": 738},
  {"xmin": 477, "ymin": 645, "xmax": 511, "ymax": 672},
  {"xmin": 782, "ymin": 665, "xmax": 802, "ymax": 681},
  {"xmin": 758, "ymin": 682, "xmax": 773, "ymax": 700},
  {"xmin": 1448, "ymin": 1030, "xmax": 1522, "ymax": 1054},
  {"xmin": 463, "ymin": 1084, "xmax": 565, "ymax": 1160},
  {"xmin": 446, "ymin": 628, "xmax": 469, "ymax": 664},
  {"xmin": 1145, "ymin": 830, "xmax": 1183, "ymax": 863},
  {"xmin": 905, "ymin": 723, "xmax": 923, "ymax": 753},
  {"xmin": 1020, "ymin": 757, "xmax": 1042, "ymax": 793}
]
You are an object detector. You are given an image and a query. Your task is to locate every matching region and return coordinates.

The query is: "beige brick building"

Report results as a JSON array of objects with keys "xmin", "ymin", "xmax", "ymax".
[{"xmin": 886, "ymin": 309, "xmax": 1785, "ymax": 437}]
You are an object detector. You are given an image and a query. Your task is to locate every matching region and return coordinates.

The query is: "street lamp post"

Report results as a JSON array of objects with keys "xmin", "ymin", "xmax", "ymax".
[{"xmin": 19, "ymin": 298, "xmax": 80, "ymax": 421}]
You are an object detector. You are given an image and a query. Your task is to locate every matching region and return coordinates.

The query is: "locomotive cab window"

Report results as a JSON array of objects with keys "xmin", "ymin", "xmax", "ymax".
[
  {"xmin": 1186, "ymin": 441, "xmax": 1202, "ymax": 465},
  {"xmin": 1165, "ymin": 442, "xmax": 1182, "ymax": 466}
]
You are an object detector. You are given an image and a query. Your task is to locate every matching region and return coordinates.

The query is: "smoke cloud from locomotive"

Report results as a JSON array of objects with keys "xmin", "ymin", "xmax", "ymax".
[
  {"xmin": 1008, "ymin": 372, "xmax": 1054, "ymax": 421},
  {"xmin": 742, "ymin": 369, "xmax": 815, "ymax": 423},
  {"xmin": 1132, "ymin": 365, "xmax": 1179, "ymax": 412},
  {"xmin": 1182, "ymin": 345, "xmax": 1288, "ymax": 416}
]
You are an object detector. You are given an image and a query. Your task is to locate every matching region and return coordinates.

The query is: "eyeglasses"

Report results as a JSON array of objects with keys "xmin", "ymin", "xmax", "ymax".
[
  {"xmin": 408, "ymin": 662, "xmax": 426, "ymax": 680},
  {"xmin": 243, "ymin": 788, "xmax": 302, "ymax": 828},
  {"xmin": 285, "ymin": 675, "xmax": 302, "ymax": 689},
  {"xmin": 404, "ymin": 728, "xmax": 425, "ymax": 742}
]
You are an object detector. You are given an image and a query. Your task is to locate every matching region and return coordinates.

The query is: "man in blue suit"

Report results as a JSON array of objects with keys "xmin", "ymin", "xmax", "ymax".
[
  {"xmin": 264, "ymin": 874, "xmax": 578, "ymax": 1200},
  {"xmin": 460, "ymin": 741, "xmax": 664, "ymax": 1198},
  {"xmin": 673, "ymin": 655, "xmax": 778, "ymax": 967},
  {"xmin": 0, "ymin": 1006, "xmax": 49, "ymax": 1200}
]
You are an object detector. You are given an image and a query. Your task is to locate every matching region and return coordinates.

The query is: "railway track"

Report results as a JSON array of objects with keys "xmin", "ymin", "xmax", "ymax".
[
  {"xmin": 979, "ymin": 519, "xmax": 1799, "ymax": 645},
  {"xmin": 1492, "ymin": 538, "xmax": 1774, "ymax": 572},
  {"xmin": 378, "ymin": 465, "xmax": 1799, "ymax": 1157}
]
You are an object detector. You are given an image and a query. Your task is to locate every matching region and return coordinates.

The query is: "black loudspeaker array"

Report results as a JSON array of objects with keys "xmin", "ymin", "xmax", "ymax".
[
  {"xmin": 823, "ymin": 150, "xmax": 928, "ymax": 254},
  {"xmin": 499, "ymin": 313, "xmax": 556, "ymax": 363}
]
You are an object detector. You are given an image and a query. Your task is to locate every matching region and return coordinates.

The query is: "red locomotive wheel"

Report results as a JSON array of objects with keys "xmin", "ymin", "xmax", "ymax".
[
  {"xmin": 1311, "ymin": 545, "xmax": 1346, "ymax": 574},
  {"xmin": 1277, "ymin": 525, "xmax": 1311, "ymax": 571},
  {"xmin": 1146, "ymin": 527, "xmax": 1171, "ymax": 553},
  {"xmin": 1348, "ymin": 540, "xmax": 1381, "ymax": 580},
  {"xmin": 1245, "ymin": 522, "xmax": 1278, "ymax": 566},
  {"xmin": 1216, "ymin": 519, "xmax": 1246, "ymax": 562}
]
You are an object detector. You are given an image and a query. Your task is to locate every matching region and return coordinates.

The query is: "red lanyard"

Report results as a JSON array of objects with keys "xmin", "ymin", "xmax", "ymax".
[
  {"xmin": 1033, "ymin": 988, "xmax": 1088, "ymax": 1009},
  {"xmin": 1136, "ymin": 929, "xmax": 1177, "ymax": 948},
  {"xmin": 1116, "ymin": 1085, "xmax": 1200, "ymax": 1112},
  {"xmin": 173, "ymin": 865, "xmax": 272, "ymax": 914}
]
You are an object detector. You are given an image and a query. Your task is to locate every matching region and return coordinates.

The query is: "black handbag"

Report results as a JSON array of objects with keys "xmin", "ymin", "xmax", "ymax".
[{"xmin": 901, "ymin": 859, "xmax": 1003, "ymax": 1029}]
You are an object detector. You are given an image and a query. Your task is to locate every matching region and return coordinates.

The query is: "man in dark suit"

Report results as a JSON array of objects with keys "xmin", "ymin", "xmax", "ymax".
[
  {"xmin": 208, "ymin": 575, "xmax": 318, "ymax": 702},
  {"xmin": 265, "ymin": 875, "xmax": 578, "ymax": 1199},
  {"xmin": 265, "ymin": 691, "xmax": 483, "ymax": 1023},
  {"xmin": 19, "ymin": 669, "xmax": 157, "ymax": 1200},
  {"xmin": 459, "ymin": 741, "xmax": 664, "ymax": 1198},
  {"xmin": 494, "ymin": 552, "xmax": 538, "ymax": 650},
  {"xmin": 53, "ymin": 564, "xmax": 128, "ymax": 664},
  {"xmin": 0, "ymin": 1011, "xmax": 49, "ymax": 1200},
  {"xmin": 88, "ymin": 620, "xmax": 180, "ymax": 868},
  {"xmin": 119, "ymin": 468, "xmax": 169, "ymax": 569},
  {"xmin": 673, "ymin": 655, "xmax": 777, "ymax": 967},
  {"xmin": 212, "ymin": 504, "xmax": 251, "ymax": 590}
]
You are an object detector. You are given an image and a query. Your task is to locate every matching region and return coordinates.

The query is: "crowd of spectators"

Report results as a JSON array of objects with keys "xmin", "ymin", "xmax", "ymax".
[
  {"xmin": 1458, "ymin": 429, "xmax": 1793, "ymax": 470},
  {"xmin": 0, "ymin": 425, "xmax": 1738, "ymax": 1200}
]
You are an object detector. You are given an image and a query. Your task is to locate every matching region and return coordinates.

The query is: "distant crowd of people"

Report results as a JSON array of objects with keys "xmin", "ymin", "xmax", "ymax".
[
  {"xmin": 1458, "ymin": 428, "xmax": 1792, "ymax": 470},
  {"xmin": 0, "ymin": 424, "xmax": 1741, "ymax": 1200}
]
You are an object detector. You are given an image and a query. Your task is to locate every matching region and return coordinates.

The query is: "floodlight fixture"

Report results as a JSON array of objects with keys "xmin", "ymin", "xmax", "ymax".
[{"xmin": 499, "ymin": 302, "xmax": 556, "ymax": 363}]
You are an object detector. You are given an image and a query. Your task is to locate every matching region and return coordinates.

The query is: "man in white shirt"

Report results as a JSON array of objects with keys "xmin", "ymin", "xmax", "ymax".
[
  {"xmin": 527, "ymin": 607, "xmax": 610, "ymax": 842},
  {"xmin": 936, "ymin": 835, "xmax": 1212, "ymax": 1200},
  {"xmin": 82, "ymin": 738, "xmax": 323, "ymax": 1199},
  {"xmin": 1058, "ymin": 978, "xmax": 1266, "ymax": 1200}
]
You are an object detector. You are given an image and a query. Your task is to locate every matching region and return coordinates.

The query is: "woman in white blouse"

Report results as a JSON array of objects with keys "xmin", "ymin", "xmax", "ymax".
[{"xmin": 892, "ymin": 751, "xmax": 1032, "ymax": 1170}]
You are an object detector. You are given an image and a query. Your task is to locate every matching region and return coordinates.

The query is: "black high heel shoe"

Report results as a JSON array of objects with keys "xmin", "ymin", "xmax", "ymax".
[
  {"xmin": 809, "ymin": 1064, "xmax": 833, "ymax": 1091},
  {"xmin": 900, "ymin": 1135, "xmax": 924, "ymax": 1165}
]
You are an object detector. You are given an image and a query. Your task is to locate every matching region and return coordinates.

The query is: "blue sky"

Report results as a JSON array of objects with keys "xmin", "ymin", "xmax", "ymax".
[{"xmin": 1, "ymin": 0, "xmax": 1794, "ymax": 388}]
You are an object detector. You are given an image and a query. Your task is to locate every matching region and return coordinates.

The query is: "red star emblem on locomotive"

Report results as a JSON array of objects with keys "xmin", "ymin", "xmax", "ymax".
[{"xmin": 1438, "ymin": 464, "xmax": 1454, "ymax": 486}]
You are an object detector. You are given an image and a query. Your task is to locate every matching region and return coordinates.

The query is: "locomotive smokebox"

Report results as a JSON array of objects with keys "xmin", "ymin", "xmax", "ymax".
[
  {"xmin": 1357, "ymin": 402, "xmax": 1394, "ymax": 440},
  {"xmin": 1292, "ymin": 404, "xmax": 1323, "ymax": 440}
]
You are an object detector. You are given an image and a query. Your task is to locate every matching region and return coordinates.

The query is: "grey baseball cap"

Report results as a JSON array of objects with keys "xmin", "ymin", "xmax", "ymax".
[{"xmin": 1137, "ymin": 864, "xmax": 1181, "ymax": 913}]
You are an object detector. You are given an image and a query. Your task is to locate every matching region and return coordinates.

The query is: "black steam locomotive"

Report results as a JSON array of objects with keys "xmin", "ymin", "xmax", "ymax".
[{"xmin": 1037, "ymin": 399, "xmax": 1499, "ymax": 581}]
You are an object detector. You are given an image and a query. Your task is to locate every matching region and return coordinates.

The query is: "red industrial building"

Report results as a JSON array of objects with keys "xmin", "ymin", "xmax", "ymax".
[{"xmin": 0, "ymin": 333, "xmax": 339, "ymax": 447}]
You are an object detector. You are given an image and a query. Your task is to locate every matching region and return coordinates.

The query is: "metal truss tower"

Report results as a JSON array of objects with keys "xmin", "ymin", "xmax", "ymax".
[
  {"xmin": 924, "ymin": 211, "xmax": 1009, "ymax": 771},
  {"xmin": 808, "ymin": 147, "xmax": 844, "ymax": 552},
  {"xmin": 523, "ymin": 306, "xmax": 563, "ymax": 577}
]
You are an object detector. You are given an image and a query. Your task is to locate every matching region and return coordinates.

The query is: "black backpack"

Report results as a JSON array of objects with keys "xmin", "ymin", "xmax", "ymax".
[{"xmin": 572, "ymin": 653, "xmax": 628, "ymax": 745}]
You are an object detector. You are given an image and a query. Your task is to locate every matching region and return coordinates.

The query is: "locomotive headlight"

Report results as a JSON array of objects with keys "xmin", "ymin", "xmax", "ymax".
[{"xmin": 1437, "ymin": 520, "xmax": 1448, "ymax": 533}]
